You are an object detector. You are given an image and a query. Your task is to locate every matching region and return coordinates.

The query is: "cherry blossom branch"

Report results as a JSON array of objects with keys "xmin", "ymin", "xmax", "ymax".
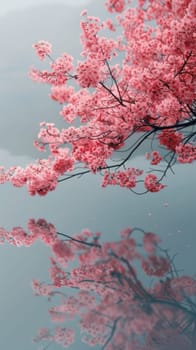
[
  {"xmin": 104, "ymin": 58, "xmax": 123, "ymax": 103},
  {"xmin": 150, "ymin": 297, "xmax": 196, "ymax": 320},
  {"xmin": 102, "ymin": 317, "xmax": 121, "ymax": 350},
  {"xmin": 99, "ymin": 81, "xmax": 124, "ymax": 105},
  {"xmin": 57, "ymin": 231, "xmax": 101, "ymax": 248},
  {"xmin": 174, "ymin": 51, "xmax": 193, "ymax": 78},
  {"xmin": 58, "ymin": 130, "xmax": 154, "ymax": 182}
]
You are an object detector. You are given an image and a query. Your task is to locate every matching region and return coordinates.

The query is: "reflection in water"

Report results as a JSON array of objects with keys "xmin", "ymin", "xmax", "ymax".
[{"xmin": 1, "ymin": 220, "xmax": 195, "ymax": 349}]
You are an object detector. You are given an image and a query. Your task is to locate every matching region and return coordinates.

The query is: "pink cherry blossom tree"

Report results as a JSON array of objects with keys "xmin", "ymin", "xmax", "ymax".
[
  {"xmin": 0, "ymin": 0, "xmax": 195, "ymax": 195},
  {"xmin": 1, "ymin": 0, "xmax": 196, "ymax": 349}
]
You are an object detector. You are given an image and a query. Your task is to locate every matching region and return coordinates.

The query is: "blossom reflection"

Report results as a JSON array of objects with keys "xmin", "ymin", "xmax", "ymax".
[{"xmin": 1, "ymin": 220, "xmax": 195, "ymax": 349}]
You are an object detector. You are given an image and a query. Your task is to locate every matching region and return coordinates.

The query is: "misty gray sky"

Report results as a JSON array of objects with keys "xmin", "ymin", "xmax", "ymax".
[
  {"xmin": 0, "ymin": 0, "xmax": 92, "ymax": 16},
  {"xmin": 0, "ymin": 1, "xmax": 195, "ymax": 350}
]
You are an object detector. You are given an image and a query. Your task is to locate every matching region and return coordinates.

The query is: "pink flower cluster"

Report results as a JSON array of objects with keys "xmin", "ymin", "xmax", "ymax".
[
  {"xmin": 29, "ymin": 52, "xmax": 73, "ymax": 86},
  {"xmin": 176, "ymin": 143, "xmax": 196, "ymax": 163},
  {"xmin": 143, "ymin": 232, "xmax": 161, "ymax": 254},
  {"xmin": 76, "ymin": 60, "xmax": 101, "ymax": 88},
  {"xmin": 146, "ymin": 151, "xmax": 162, "ymax": 165},
  {"xmin": 142, "ymin": 255, "xmax": 170, "ymax": 277},
  {"xmin": 102, "ymin": 168, "xmax": 143, "ymax": 189},
  {"xmin": 50, "ymin": 85, "xmax": 74, "ymax": 104},
  {"xmin": 144, "ymin": 174, "xmax": 165, "ymax": 192},
  {"xmin": 53, "ymin": 327, "xmax": 74, "ymax": 348},
  {"xmin": 32, "ymin": 279, "xmax": 54, "ymax": 297},
  {"xmin": 158, "ymin": 130, "xmax": 183, "ymax": 151},
  {"xmin": 32, "ymin": 40, "xmax": 52, "ymax": 60},
  {"xmin": 105, "ymin": 0, "xmax": 125, "ymax": 13}
]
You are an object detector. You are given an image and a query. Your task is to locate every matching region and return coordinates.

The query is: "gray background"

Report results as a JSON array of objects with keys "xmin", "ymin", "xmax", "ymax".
[{"xmin": 0, "ymin": 1, "xmax": 195, "ymax": 349}]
